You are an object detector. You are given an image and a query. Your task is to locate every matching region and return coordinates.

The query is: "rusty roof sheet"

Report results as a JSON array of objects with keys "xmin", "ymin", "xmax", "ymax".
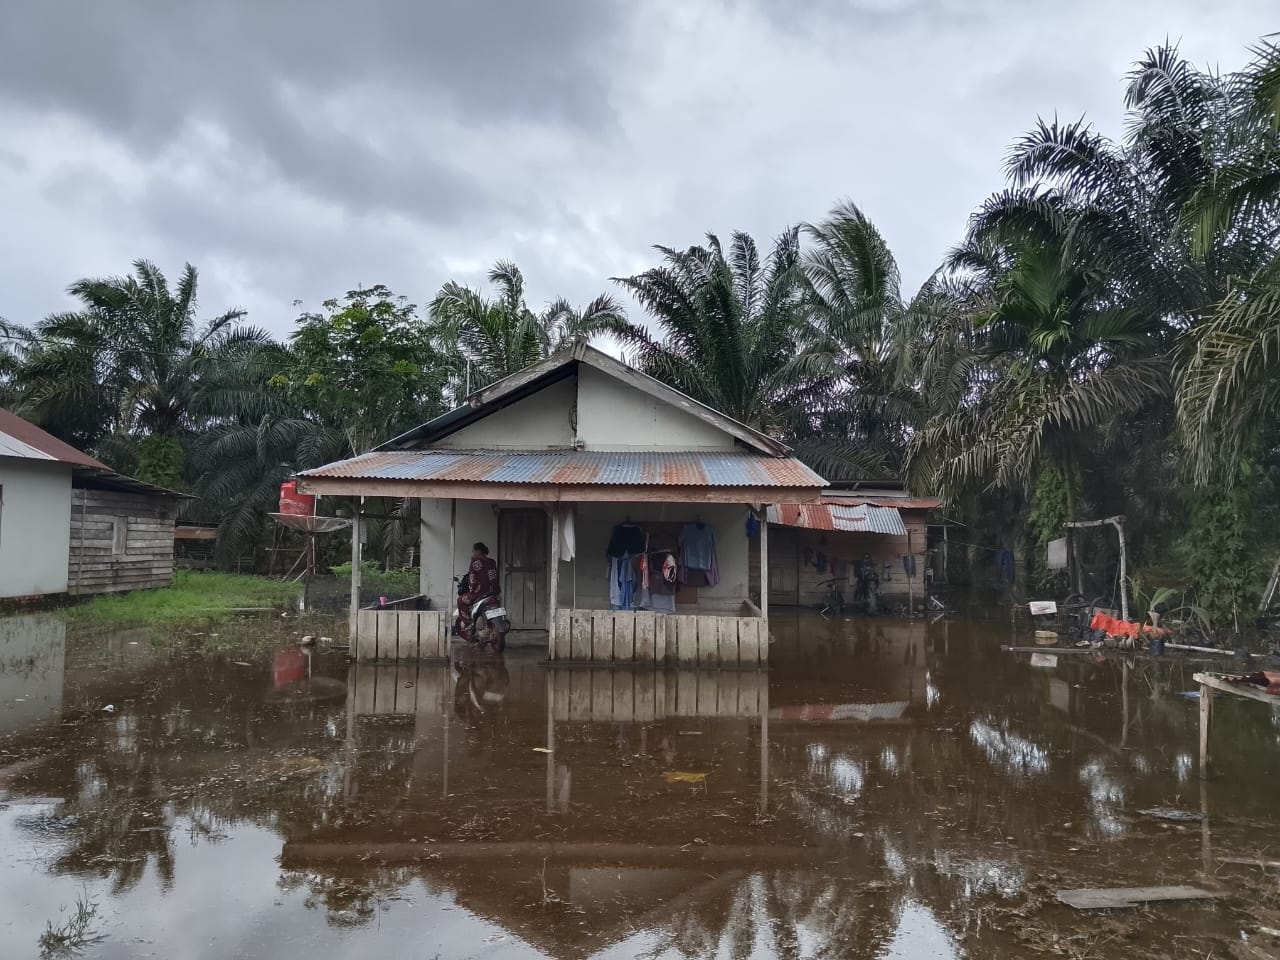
[
  {"xmin": 767, "ymin": 502, "xmax": 909, "ymax": 536},
  {"xmin": 0, "ymin": 408, "xmax": 107, "ymax": 468},
  {"xmin": 300, "ymin": 450, "xmax": 825, "ymax": 488}
]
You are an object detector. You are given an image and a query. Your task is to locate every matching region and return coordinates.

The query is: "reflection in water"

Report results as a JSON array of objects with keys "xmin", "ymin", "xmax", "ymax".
[
  {"xmin": 0, "ymin": 613, "xmax": 1277, "ymax": 958},
  {"xmin": 968, "ymin": 719, "xmax": 1050, "ymax": 776}
]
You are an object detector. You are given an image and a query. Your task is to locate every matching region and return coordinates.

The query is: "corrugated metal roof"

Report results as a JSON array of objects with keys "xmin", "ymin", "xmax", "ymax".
[
  {"xmin": 0, "ymin": 408, "xmax": 107, "ymax": 468},
  {"xmin": 301, "ymin": 449, "xmax": 825, "ymax": 488},
  {"xmin": 767, "ymin": 502, "xmax": 909, "ymax": 536}
]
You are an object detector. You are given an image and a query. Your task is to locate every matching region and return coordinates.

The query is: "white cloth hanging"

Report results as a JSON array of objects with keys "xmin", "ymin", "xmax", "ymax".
[{"xmin": 558, "ymin": 505, "xmax": 576, "ymax": 562}]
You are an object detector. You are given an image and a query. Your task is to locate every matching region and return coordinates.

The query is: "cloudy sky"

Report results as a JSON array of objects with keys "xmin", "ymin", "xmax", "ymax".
[{"xmin": 1, "ymin": 0, "xmax": 1275, "ymax": 337}]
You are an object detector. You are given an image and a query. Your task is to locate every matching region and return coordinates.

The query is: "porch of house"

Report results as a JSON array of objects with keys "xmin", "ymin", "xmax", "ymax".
[{"xmin": 346, "ymin": 497, "xmax": 773, "ymax": 667}]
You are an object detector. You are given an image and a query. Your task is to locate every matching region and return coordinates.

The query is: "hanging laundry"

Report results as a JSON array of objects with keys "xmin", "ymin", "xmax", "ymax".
[
  {"xmin": 558, "ymin": 506, "xmax": 576, "ymax": 562},
  {"xmin": 745, "ymin": 513, "xmax": 760, "ymax": 539},
  {"xmin": 609, "ymin": 556, "xmax": 636, "ymax": 610},
  {"xmin": 680, "ymin": 522, "xmax": 717, "ymax": 571},
  {"xmin": 650, "ymin": 552, "xmax": 679, "ymax": 595},
  {"xmin": 649, "ymin": 592, "xmax": 677, "ymax": 614},
  {"xmin": 607, "ymin": 522, "xmax": 645, "ymax": 558},
  {"xmin": 815, "ymin": 551, "xmax": 827, "ymax": 574}
]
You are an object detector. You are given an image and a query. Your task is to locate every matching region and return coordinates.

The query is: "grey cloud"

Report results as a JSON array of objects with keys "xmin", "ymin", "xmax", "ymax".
[
  {"xmin": 0, "ymin": 1, "xmax": 625, "ymax": 138},
  {"xmin": 1, "ymin": 0, "xmax": 1277, "ymax": 340}
]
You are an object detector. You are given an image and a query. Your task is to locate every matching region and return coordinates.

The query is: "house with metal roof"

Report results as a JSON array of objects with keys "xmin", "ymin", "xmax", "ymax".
[
  {"xmin": 763, "ymin": 483, "xmax": 943, "ymax": 614},
  {"xmin": 0, "ymin": 408, "xmax": 182, "ymax": 600},
  {"xmin": 298, "ymin": 343, "xmax": 826, "ymax": 665}
]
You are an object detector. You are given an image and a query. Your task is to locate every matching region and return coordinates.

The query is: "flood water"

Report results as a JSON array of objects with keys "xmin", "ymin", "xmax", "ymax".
[{"xmin": 3, "ymin": 612, "xmax": 1280, "ymax": 959}]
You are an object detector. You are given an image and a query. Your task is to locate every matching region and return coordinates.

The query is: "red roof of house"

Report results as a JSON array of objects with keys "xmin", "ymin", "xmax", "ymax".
[{"xmin": 0, "ymin": 408, "xmax": 108, "ymax": 469}]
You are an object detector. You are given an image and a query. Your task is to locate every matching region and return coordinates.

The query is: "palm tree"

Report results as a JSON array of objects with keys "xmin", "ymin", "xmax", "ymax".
[
  {"xmin": 611, "ymin": 229, "xmax": 817, "ymax": 426},
  {"xmin": 796, "ymin": 201, "xmax": 954, "ymax": 477},
  {"xmin": 15, "ymin": 260, "xmax": 270, "ymax": 473},
  {"xmin": 910, "ymin": 200, "xmax": 1169, "ymax": 500},
  {"xmin": 429, "ymin": 260, "xmax": 627, "ymax": 396},
  {"xmin": 1177, "ymin": 39, "xmax": 1280, "ymax": 480}
]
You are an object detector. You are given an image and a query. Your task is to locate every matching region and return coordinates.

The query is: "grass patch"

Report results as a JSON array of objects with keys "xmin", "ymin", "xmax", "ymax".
[
  {"xmin": 65, "ymin": 570, "xmax": 301, "ymax": 627},
  {"xmin": 330, "ymin": 561, "xmax": 419, "ymax": 599},
  {"xmin": 39, "ymin": 888, "xmax": 103, "ymax": 957}
]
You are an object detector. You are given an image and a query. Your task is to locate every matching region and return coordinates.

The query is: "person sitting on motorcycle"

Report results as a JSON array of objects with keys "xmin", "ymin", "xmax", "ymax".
[{"xmin": 458, "ymin": 541, "xmax": 500, "ymax": 642}]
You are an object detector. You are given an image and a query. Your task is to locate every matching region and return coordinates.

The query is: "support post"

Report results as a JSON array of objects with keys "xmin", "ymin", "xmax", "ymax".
[
  {"xmin": 419, "ymin": 500, "xmax": 430, "ymax": 598},
  {"xmin": 448, "ymin": 498, "xmax": 456, "ymax": 582},
  {"xmin": 1199, "ymin": 681, "xmax": 1213, "ymax": 779},
  {"xmin": 1115, "ymin": 517, "xmax": 1129, "ymax": 623},
  {"xmin": 758, "ymin": 507, "xmax": 769, "ymax": 629},
  {"xmin": 548, "ymin": 507, "xmax": 561, "ymax": 659},
  {"xmin": 348, "ymin": 497, "xmax": 363, "ymax": 638}
]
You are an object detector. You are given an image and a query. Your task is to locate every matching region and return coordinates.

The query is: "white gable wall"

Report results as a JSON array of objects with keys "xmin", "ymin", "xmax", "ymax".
[
  {"xmin": 434, "ymin": 376, "xmax": 575, "ymax": 449},
  {"xmin": 575, "ymin": 365, "xmax": 735, "ymax": 451},
  {"xmin": 0, "ymin": 458, "xmax": 72, "ymax": 597}
]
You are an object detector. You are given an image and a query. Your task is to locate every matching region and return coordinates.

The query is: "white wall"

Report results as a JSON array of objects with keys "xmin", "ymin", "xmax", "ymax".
[
  {"xmin": 0, "ymin": 459, "xmax": 72, "ymax": 598},
  {"xmin": 419, "ymin": 498, "xmax": 752, "ymax": 616},
  {"xmin": 575, "ymin": 366, "xmax": 734, "ymax": 451},
  {"xmin": 419, "ymin": 498, "xmax": 499, "ymax": 611},
  {"xmin": 435, "ymin": 376, "xmax": 576, "ymax": 449}
]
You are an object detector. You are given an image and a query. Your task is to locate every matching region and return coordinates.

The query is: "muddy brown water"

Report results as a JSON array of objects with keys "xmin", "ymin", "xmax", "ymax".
[{"xmin": 2, "ymin": 613, "xmax": 1280, "ymax": 959}]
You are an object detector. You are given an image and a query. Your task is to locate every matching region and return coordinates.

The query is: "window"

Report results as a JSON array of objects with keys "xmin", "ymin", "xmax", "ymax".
[{"xmin": 112, "ymin": 517, "xmax": 128, "ymax": 556}]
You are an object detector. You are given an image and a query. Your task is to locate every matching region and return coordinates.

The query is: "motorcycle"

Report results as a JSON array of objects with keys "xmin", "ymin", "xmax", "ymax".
[{"xmin": 453, "ymin": 574, "xmax": 510, "ymax": 652}]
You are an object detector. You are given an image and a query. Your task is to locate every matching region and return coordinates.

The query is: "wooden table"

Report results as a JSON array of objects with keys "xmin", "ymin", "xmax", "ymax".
[{"xmin": 1194, "ymin": 672, "xmax": 1280, "ymax": 778}]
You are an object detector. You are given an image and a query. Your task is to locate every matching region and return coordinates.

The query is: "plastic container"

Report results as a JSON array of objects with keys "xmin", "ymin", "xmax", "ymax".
[{"xmin": 279, "ymin": 481, "xmax": 316, "ymax": 517}]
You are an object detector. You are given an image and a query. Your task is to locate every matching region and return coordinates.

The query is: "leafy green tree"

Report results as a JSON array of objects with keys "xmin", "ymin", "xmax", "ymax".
[{"xmin": 280, "ymin": 285, "xmax": 447, "ymax": 453}]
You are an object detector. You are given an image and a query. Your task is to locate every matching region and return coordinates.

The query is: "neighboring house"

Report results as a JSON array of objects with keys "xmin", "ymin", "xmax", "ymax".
[
  {"xmin": 299, "ymin": 343, "xmax": 826, "ymax": 665},
  {"xmin": 764, "ymin": 482, "xmax": 942, "ymax": 609},
  {"xmin": 0, "ymin": 409, "xmax": 182, "ymax": 600}
]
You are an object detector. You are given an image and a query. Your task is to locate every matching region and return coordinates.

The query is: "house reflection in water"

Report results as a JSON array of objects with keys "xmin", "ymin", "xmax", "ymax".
[{"xmin": 282, "ymin": 621, "xmax": 952, "ymax": 958}]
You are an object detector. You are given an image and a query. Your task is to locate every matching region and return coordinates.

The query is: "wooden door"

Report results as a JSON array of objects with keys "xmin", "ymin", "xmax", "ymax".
[
  {"xmin": 768, "ymin": 534, "xmax": 800, "ymax": 606},
  {"xmin": 498, "ymin": 510, "xmax": 549, "ymax": 629}
]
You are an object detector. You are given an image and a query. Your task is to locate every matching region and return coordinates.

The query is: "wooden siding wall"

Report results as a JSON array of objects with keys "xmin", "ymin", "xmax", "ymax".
[
  {"xmin": 68, "ymin": 489, "xmax": 177, "ymax": 595},
  {"xmin": 767, "ymin": 511, "xmax": 929, "ymax": 608}
]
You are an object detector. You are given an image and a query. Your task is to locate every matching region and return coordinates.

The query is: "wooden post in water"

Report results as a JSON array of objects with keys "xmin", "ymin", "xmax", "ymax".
[
  {"xmin": 548, "ymin": 508, "xmax": 561, "ymax": 660},
  {"xmin": 1199, "ymin": 682, "xmax": 1213, "ymax": 779}
]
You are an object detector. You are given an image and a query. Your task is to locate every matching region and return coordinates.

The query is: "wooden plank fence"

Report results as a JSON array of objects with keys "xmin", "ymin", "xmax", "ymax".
[
  {"xmin": 352, "ymin": 608, "xmax": 766, "ymax": 666},
  {"xmin": 553, "ymin": 609, "xmax": 765, "ymax": 667},
  {"xmin": 354, "ymin": 609, "xmax": 449, "ymax": 661}
]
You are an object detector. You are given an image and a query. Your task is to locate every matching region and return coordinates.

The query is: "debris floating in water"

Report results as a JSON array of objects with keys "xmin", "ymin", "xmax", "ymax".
[
  {"xmin": 664, "ymin": 771, "xmax": 708, "ymax": 784},
  {"xmin": 1137, "ymin": 807, "xmax": 1202, "ymax": 823}
]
